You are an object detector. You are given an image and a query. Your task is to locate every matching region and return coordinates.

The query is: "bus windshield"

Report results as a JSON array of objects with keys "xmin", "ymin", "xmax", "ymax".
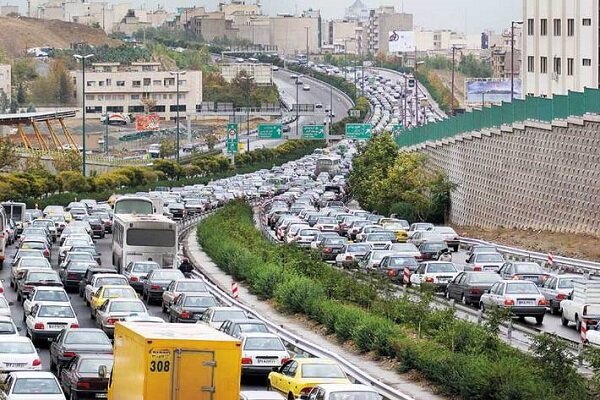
[
  {"xmin": 114, "ymin": 199, "xmax": 153, "ymax": 215},
  {"xmin": 127, "ymin": 229, "xmax": 176, "ymax": 247}
]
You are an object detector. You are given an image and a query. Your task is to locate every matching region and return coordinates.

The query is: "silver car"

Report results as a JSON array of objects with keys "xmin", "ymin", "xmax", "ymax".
[
  {"xmin": 122, "ymin": 261, "xmax": 161, "ymax": 292},
  {"xmin": 161, "ymin": 279, "xmax": 209, "ymax": 313},
  {"xmin": 539, "ymin": 274, "xmax": 579, "ymax": 315},
  {"xmin": 95, "ymin": 298, "xmax": 148, "ymax": 337},
  {"xmin": 479, "ymin": 280, "xmax": 547, "ymax": 324},
  {"xmin": 464, "ymin": 252, "xmax": 505, "ymax": 272}
]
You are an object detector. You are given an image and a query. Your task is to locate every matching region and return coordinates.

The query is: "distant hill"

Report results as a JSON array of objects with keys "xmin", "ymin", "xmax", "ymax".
[{"xmin": 0, "ymin": 16, "xmax": 122, "ymax": 58}]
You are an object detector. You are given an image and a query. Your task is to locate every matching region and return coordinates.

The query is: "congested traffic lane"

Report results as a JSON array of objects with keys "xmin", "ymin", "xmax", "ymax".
[{"xmin": 1, "ymin": 232, "xmax": 267, "ymax": 390}]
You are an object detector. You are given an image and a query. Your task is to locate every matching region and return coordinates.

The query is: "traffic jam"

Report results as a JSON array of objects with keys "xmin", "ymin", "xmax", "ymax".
[{"xmin": 0, "ymin": 148, "xmax": 382, "ymax": 399}]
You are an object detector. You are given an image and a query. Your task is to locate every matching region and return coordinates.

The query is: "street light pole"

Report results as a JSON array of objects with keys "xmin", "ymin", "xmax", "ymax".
[
  {"xmin": 511, "ymin": 20, "xmax": 523, "ymax": 102},
  {"xmin": 169, "ymin": 70, "xmax": 186, "ymax": 163},
  {"xmin": 305, "ymin": 26, "xmax": 310, "ymax": 65},
  {"xmin": 73, "ymin": 53, "xmax": 94, "ymax": 176},
  {"xmin": 295, "ymin": 75, "xmax": 300, "ymax": 137}
]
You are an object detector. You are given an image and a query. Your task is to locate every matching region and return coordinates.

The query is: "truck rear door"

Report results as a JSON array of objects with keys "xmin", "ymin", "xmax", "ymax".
[{"xmin": 172, "ymin": 349, "xmax": 216, "ymax": 400}]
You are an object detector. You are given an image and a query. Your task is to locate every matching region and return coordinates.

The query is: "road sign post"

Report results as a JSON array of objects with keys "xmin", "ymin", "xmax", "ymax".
[
  {"xmin": 226, "ymin": 123, "xmax": 238, "ymax": 154},
  {"xmin": 345, "ymin": 123, "xmax": 372, "ymax": 140},
  {"xmin": 301, "ymin": 125, "xmax": 325, "ymax": 140},
  {"xmin": 258, "ymin": 123, "xmax": 283, "ymax": 139}
]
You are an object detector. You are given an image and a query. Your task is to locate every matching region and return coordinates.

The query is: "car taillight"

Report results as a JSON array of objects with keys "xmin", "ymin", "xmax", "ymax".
[
  {"xmin": 67, "ymin": 273, "xmax": 78, "ymax": 279},
  {"xmin": 512, "ymin": 275, "xmax": 521, "ymax": 280},
  {"xmin": 323, "ymin": 247, "xmax": 332, "ymax": 253},
  {"xmin": 469, "ymin": 288, "xmax": 482, "ymax": 294},
  {"xmin": 70, "ymin": 323, "xmax": 79, "ymax": 328},
  {"xmin": 281, "ymin": 357, "xmax": 290, "ymax": 364},
  {"xmin": 300, "ymin": 387, "xmax": 314, "ymax": 396},
  {"xmin": 425, "ymin": 277, "xmax": 434, "ymax": 283},
  {"xmin": 345, "ymin": 256, "xmax": 353, "ymax": 260},
  {"xmin": 556, "ymin": 293, "xmax": 567, "ymax": 300},
  {"xmin": 504, "ymin": 299, "xmax": 514, "ymax": 306},
  {"xmin": 130, "ymin": 276, "xmax": 139, "ymax": 282},
  {"xmin": 473, "ymin": 265, "xmax": 482, "ymax": 271},
  {"xmin": 180, "ymin": 312, "xmax": 190, "ymax": 319},
  {"xmin": 540, "ymin": 275, "xmax": 549, "ymax": 282},
  {"xmin": 34, "ymin": 323, "xmax": 44, "ymax": 330},
  {"xmin": 77, "ymin": 382, "xmax": 91, "ymax": 390},
  {"xmin": 151, "ymin": 285, "xmax": 161, "ymax": 290},
  {"xmin": 106, "ymin": 318, "xmax": 117, "ymax": 325},
  {"xmin": 538, "ymin": 299, "xmax": 548, "ymax": 306},
  {"xmin": 63, "ymin": 351, "xmax": 76, "ymax": 358},
  {"xmin": 32, "ymin": 359, "xmax": 41, "ymax": 366},
  {"xmin": 387, "ymin": 269, "xmax": 397, "ymax": 277},
  {"xmin": 0, "ymin": 287, "xmax": 3, "ymax": 294},
  {"xmin": 241, "ymin": 357, "xmax": 252, "ymax": 365}
]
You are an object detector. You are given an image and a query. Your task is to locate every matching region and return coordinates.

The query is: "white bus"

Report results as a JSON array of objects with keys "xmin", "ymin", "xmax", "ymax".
[
  {"xmin": 113, "ymin": 196, "xmax": 155, "ymax": 215},
  {"xmin": 147, "ymin": 143, "xmax": 160, "ymax": 159},
  {"xmin": 112, "ymin": 214, "xmax": 178, "ymax": 273},
  {"xmin": 2, "ymin": 202, "xmax": 26, "ymax": 233}
]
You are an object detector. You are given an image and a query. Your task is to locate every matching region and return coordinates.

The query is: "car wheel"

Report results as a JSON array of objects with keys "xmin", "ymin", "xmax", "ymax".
[
  {"xmin": 479, "ymin": 302, "xmax": 485, "ymax": 312},
  {"xmin": 288, "ymin": 393, "xmax": 295, "ymax": 400},
  {"xmin": 90, "ymin": 310, "xmax": 95, "ymax": 320},
  {"xmin": 161, "ymin": 302, "xmax": 167, "ymax": 313},
  {"xmin": 575, "ymin": 317, "xmax": 582, "ymax": 332},
  {"xmin": 445, "ymin": 291, "xmax": 450, "ymax": 300},
  {"xmin": 50, "ymin": 357, "xmax": 56, "ymax": 372},
  {"xmin": 69, "ymin": 388, "xmax": 78, "ymax": 400},
  {"xmin": 535, "ymin": 315, "xmax": 544, "ymax": 325},
  {"xmin": 16, "ymin": 292, "xmax": 21, "ymax": 303},
  {"xmin": 560, "ymin": 312, "xmax": 569, "ymax": 326}
]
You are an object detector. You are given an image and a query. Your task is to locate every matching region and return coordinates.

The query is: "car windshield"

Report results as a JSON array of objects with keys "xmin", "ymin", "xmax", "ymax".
[
  {"xmin": 475, "ymin": 254, "xmax": 504, "ymax": 262},
  {"xmin": 317, "ymin": 218, "xmax": 336, "ymax": 224},
  {"xmin": 213, "ymin": 310, "xmax": 246, "ymax": 322},
  {"xmin": 506, "ymin": 283, "xmax": 540, "ymax": 294},
  {"xmin": 79, "ymin": 358, "xmax": 114, "ymax": 374},
  {"xmin": 347, "ymin": 244, "xmax": 370, "ymax": 253},
  {"xmin": 427, "ymin": 263, "xmax": 456, "ymax": 273},
  {"xmin": 468, "ymin": 273, "xmax": 502, "ymax": 284},
  {"xmin": 132, "ymin": 262, "xmax": 160, "ymax": 273},
  {"xmin": 49, "ymin": 215, "xmax": 65, "ymax": 222},
  {"xmin": 237, "ymin": 323, "xmax": 269, "ymax": 334},
  {"xmin": 21, "ymin": 242, "xmax": 45, "ymax": 250},
  {"xmin": 474, "ymin": 246, "xmax": 496, "ymax": 253},
  {"xmin": 435, "ymin": 227, "xmax": 456, "ymax": 234},
  {"xmin": 299, "ymin": 229, "xmax": 319, "ymax": 236},
  {"xmin": 301, "ymin": 363, "xmax": 346, "ymax": 378},
  {"xmin": 66, "ymin": 239, "xmax": 89, "ymax": 247},
  {"xmin": 184, "ymin": 296, "xmax": 217, "ymax": 307},
  {"xmin": 330, "ymin": 392, "xmax": 380, "ymax": 400},
  {"xmin": 109, "ymin": 301, "xmax": 146, "ymax": 313},
  {"xmin": 98, "ymin": 278, "xmax": 128, "ymax": 286},
  {"xmin": 13, "ymin": 378, "xmax": 62, "ymax": 394},
  {"xmin": 514, "ymin": 263, "xmax": 543, "ymax": 274},
  {"xmin": 0, "ymin": 341, "xmax": 33, "ymax": 353},
  {"xmin": 68, "ymin": 254, "xmax": 94, "ymax": 262},
  {"xmin": 104, "ymin": 288, "xmax": 136, "ymax": 298},
  {"xmin": 28, "ymin": 272, "xmax": 59, "ymax": 281},
  {"xmin": 325, "ymin": 238, "xmax": 347, "ymax": 245},
  {"xmin": 389, "ymin": 244, "xmax": 419, "ymax": 252},
  {"xmin": 16, "ymin": 250, "xmax": 43, "ymax": 259},
  {"xmin": 372, "ymin": 252, "xmax": 393, "ymax": 261},
  {"xmin": 385, "ymin": 223, "xmax": 405, "ymax": 230},
  {"xmin": 21, "ymin": 258, "xmax": 50, "ymax": 268},
  {"xmin": 68, "ymin": 262, "xmax": 93, "ymax": 272},
  {"xmin": 558, "ymin": 278, "xmax": 576, "ymax": 289},
  {"xmin": 65, "ymin": 331, "xmax": 111, "ymax": 345},
  {"xmin": 35, "ymin": 290, "xmax": 68, "ymax": 302},
  {"xmin": 152, "ymin": 271, "xmax": 184, "ymax": 280},
  {"xmin": 0, "ymin": 322, "xmax": 16, "ymax": 335},
  {"xmin": 39, "ymin": 305, "xmax": 74, "ymax": 317},
  {"xmin": 422, "ymin": 243, "xmax": 447, "ymax": 251},
  {"xmin": 176, "ymin": 282, "xmax": 207, "ymax": 292},
  {"xmin": 388, "ymin": 258, "xmax": 418, "ymax": 267},
  {"xmin": 367, "ymin": 234, "xmax": 391, "ymax": 241},
  {"xmin": 244, "ymin": 337, "xmax": 285, "ymax": 351}
]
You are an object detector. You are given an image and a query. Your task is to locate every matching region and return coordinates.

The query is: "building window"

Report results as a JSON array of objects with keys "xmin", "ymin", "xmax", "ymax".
[
  {"xmin": 131, "ymin": 94, "xmax": 140, "ymax": 100},
  {"xmin": 106, "ymin": 79, "xmax": 112, "ymax": 86},
  {"xmin": 128, "ymin": 106, "xmax": 145, "ymax": 113},
  {"xmin": 116, "ymin": 80, "xmax": 125, "ymax": 86},
  {"xmin": 154, "ymin": 105, "xmax": 166, "ymax": 112},
  {"xmin": 583, "ymin": 58, "xmax": 592, "ymax": 66},
  {"xmin": 106, "ymin": 106, "xmax": 124, "ymax": 112},
  {"xmin": 153, "ymin": 80, "xmax": 162, "ymax": 85},
  {"xmin": 132, "ymin": 80, "xmax": 141, "ymax": 87},
  {"xmin": 527, "ymin": 18, "xmax": 534, "ymax": 35},
  {"xmin": 527, "ymin": 56, "xmax": 535, "ymax": 72},
  {"xmin": 86, "ymin": 81, "xmax": 94, "ymax": 87},
  {"xmin": 143, "ymin": 78, "xmax": 151, "ymax": 86},
  {"xmin": 170, "ymin": 105, "xmax": 186, "ymax": 112},
  {"xmin": 85, "ymin": 94, "xmax": 95, "ymax": 100},
  {"xmin": 540, "ymin": 19, "xmax": 547, "ymax": 36},
  {"xmin": 164, "ymin": 78, "xmax": 175, "ymax": 86},
  {"xmin": 540, "ymin": 56, "xmax": 547, "ymax": 73},
  {"xmin": 567, "ymin": 58, "xmax": 574, "ymax": 75},
  {"xmin": 583, "ymin": 18, "xmax": 592, "ymax": 26},
  {"xmin": 553, "ymin": 19, "xmax": 561, "ymax": 36},
  {"xmin": 97, "ymin": 95, "xmax": 103, "ymax": 101},
  {"xmin": 553, "ymin": 57, "xmax": 562, "ymax": 75},
  {"xmin": 567, "ymin": 19, "xmax": 575, "ymax": 36}
]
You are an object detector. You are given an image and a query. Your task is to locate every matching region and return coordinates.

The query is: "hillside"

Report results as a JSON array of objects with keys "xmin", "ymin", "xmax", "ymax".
[{"xmin": 0, "ymin": 16, "xmax": 121, "ymax": 57}]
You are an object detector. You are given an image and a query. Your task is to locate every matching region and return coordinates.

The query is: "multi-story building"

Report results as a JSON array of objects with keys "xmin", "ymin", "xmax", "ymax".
[
  {"xmin": 490, "ymin": 27, "xmax": 522, "ymax": 79},
  {"xmin": 269, "ymin": 14, "xmax": 320, "ymax": 57},
  {"xmin": 345, "ymin": 0, "xmax": 369, "ymax": 22},
  {"xmin": 415, "ymin": 27, "xmax": 482, "ymax": 51},
  {"xmin": 219, "ymin": 0, "xmax": 261, "ymax": 17},
  {"xmin": 220, "ymin": 63, "xmax": 273, "ymax": 85},
  {"xmin": 322, "ymin": 19, "xmax": 359, "ymax": 53},
  {"xmin": 71, "ymin": 62, "xmax": 202, "ymax": 120},
  {"xmin": 0, "ymin": 64, "xmax": 11, "ymax": 102},
  {"xmin": 522, "ymin": 0, "xmax": 599, "ymax": 97},
  {"xmin": 189, "ymin": 11, "xmax": 238, "ymax": 42},
  {"xmin": 365, "ymin": 6, "xmax": 413, "ymax": 56},
  {"xmin": 116, "ymin": 8, "xmax": 172, "ymax": 37}
]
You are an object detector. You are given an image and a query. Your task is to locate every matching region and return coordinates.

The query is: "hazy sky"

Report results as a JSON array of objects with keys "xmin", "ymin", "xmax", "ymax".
[{"xmin": 14, "ymin": 0, "xmax": 521, "ymax": 34}]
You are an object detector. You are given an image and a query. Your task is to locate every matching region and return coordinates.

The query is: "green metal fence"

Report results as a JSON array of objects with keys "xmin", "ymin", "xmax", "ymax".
[{"xmin": 396, "ymin": 87, "xmax": 600, "ymax": 147}]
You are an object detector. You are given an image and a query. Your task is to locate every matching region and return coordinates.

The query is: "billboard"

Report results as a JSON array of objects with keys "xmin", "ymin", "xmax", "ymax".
[
  {"xmin": 465, "ymin": 79, "xmax": 522, "ymax": 105},
  {"xmin": 136, "ymin": 114, "xmax": 160, "ymax": 131},
  {"xmin": 388, "ymin": 30, "xmax": 416, "ymax": 53}
]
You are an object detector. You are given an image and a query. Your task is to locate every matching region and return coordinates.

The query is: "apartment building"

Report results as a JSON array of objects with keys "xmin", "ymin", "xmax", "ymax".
[
  {"xmin": 0, "ymin": 64, "xmax": 11, "ymax": 102},
  {"xmin": 364, "ymin": 6, "xmax": 413, "ymax": 56},
  {"xmin": 269, "ymin": 14, "xmax": 320, "ymax": 57},
  {"xmin": 71, "ymin": 63, "xmax": 202, "ymax": 120},
  {"xmin": 522, "ymin": 0, "xmax": 599, "ymax": 97}
]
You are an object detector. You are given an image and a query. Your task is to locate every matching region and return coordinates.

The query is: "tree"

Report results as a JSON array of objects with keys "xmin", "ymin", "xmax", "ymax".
[
  {"xmin": 9, "ymin": 99, "xmax": 17, "ymax": 113},
  {"xmin": 0, "ymin": 138, "xmax": 18, "ymax": 169},
  {"xmin": 31, "ymin": 60, "xmax": 75, "ymax": 105},
  {"xmin": 16, "ymin": 82, "xmax": 26, "ymax": 105},
  {"xmin": 0, "ymin": 90, "xmax": 7, "ymax": 114},
  {"xmin": 58, "ymin": 171, "xmax": 89, "ymax": 193},
  {"xmin": 26, "ymin": 103, "xmax": 36, "ymax": 113},
  {"xmin": 141, "ymin": 97, "xmax": 156, "ymax": 113},
  {"xmin": 152, "ymin": 159, "xmax": 182, "ymax": 180},
  {"xmin": 53, "ymin": 151, "xmax": 82, "ymax": 172},
  {"xmin": 159, "ymin": 139, "xmax": 176, "ymax": 158},
  {"xmin": 205, "ymin": 133, "xmax": 218, "ymax": 151}
]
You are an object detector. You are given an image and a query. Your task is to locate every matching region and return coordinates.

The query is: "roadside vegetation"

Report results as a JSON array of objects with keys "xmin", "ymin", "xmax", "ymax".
[
  {"xmin": 198, "ymin": 202, "xmax": 593, "ymax": 400},
  {"xmin": 0, "ymin": 139, "xmax": 322, "ymax": 208}
]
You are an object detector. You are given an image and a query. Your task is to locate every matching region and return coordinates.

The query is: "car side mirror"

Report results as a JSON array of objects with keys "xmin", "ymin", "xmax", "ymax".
[
  {"xmin": 8, "ymin": 302, "xmax": 13, "ymax": 306},
  {"xmin": 98, "ymin": 365, "xmax": 108, "ymax": 378},
  {"xmin": 16, "ymin": 326, "xmax": 22, "ymax": 332}
]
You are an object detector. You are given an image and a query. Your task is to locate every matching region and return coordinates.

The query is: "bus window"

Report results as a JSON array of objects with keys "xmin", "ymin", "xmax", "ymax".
[{"xmin": 114, "ymin": 197, "xmax": 154, "ymax": 215}]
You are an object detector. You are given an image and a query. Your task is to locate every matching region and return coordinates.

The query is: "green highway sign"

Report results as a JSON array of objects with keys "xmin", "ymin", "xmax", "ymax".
[
  {"xmin": 226, "ymin": 123, "xmax": 238, "ymax": 154},
  {"xmin": 345, "ymin": 123, "xmax": 372, "ymax": 140},
  {"xmin": 258, "ymin": 123, "xmax": 283, "ymax": 139},
  {"xmin": 392, "ymin": 124, "xmax": 403, "ymax": 137},
  {"xmin": 301, "ymin": 125, "xmax": 325, "ymax": 140}
]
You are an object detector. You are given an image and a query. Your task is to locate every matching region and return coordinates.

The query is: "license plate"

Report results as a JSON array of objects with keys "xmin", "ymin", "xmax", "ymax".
[
  {"xmin": 518, "ymin": 300, "xmax": 535, "ymax": 305},
  {"xmin": 95, "ymin": 394, "xmax": 108, "ymax": 399},
  {"xmin": 5, "ymin": 363, "xmax": 25, "ymax": 368},
  {"xmin": 438, "ymin": 279, "xmax": 448, "ymax": 283},
  {"xmin": 48, "ymin": 324, "xmax": 65, "ymax": 329},
  {"xmin": 256, "ymin": 358, "xmax": 277, "ymax": 364}
]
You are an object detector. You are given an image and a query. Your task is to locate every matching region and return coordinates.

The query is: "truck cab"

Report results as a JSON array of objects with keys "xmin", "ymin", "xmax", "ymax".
[{"xmin": 560, "ymin": 280, "xmax": 600, "ymax": 332}]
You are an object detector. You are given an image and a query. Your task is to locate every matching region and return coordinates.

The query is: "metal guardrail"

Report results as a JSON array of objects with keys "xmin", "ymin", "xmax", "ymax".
[{"xmin": 176, "ymin": 204, "xmax": 414, "ymax": 400}]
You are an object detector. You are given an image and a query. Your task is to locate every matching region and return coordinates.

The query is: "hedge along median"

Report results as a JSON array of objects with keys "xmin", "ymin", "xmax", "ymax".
[
  {"xmin": 5, "ymin": 140, "xmax": 323, "ymax": 209},
  {"xmin": 197, "ymin": 202, "xmax": 592, "ymax": 400}
]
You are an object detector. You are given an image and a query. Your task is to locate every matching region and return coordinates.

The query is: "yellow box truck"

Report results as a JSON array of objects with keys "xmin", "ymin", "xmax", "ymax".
[{"xmin": 107, "ymin": 322, "xmax": 242, "ymax": 400}]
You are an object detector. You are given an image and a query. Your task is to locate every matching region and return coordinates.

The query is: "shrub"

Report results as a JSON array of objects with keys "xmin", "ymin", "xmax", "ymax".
[
  {"xmin": 274, "ymin": 275, "xmax": 325, "ymax": 314},
  {"xmin": 333, "ymin": 305, "xmax": 365, "ymax": 343}
]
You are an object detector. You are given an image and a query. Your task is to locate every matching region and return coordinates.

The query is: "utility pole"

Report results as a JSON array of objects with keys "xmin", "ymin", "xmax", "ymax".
[
  {"xmin": 169, "ymin": 70, "xmax": 187, "ymax": 164},
  {"xmin": 295, "ymin": 75, "xmax": 300, "ymax": 137},
  {"xmin": 305, "ymin": 26, "xmax": 310, "ymax": 65},
  {"xmin": 414, "ymin": 47, "xmax": 418, "ymax": 125},
  {"xmin": 511, "ymin": 20, "xmax": 523, "ymax": 102},
  {"xmin": 73, "ymin": 53, "xmax": 94, "ymax": 176}
]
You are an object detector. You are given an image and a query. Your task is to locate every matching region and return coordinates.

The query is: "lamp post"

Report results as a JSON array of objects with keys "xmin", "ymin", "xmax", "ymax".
[
  {"xmin": 73, "ymin": 53, "xmax": 94, "ymax": 176},
  {"xmin": 450, "ymin": 46, "xmax": 463, "ymax": 115},
  {"xmin": 239, "ymin": 76, "xmax": 254, "ymax": 152},
  {"xmin": 305, "ymin": 27, "xmax": 310, "ymax": 65},
  {"xmin": 169, "ymin": 70, "xmax": 186, "ymax": 163},
  {"xmin": 511, "ymin": 20, "xmax": 523, "ymax": 101},
  {"xmin": 295, "ymin": 75, "xmax": 301, "ymax": 137}
]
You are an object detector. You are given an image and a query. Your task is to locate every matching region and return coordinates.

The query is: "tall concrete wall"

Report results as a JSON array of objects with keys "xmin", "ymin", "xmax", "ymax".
[{"xmin": 410, "ymin": 115, "xmax": 600, "ymax": 234}]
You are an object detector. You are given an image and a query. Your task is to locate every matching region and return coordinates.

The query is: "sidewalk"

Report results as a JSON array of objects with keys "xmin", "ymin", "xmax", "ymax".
[{"xmin": 185, "ymin": 230, "xmax": 445, "ymax": 400}]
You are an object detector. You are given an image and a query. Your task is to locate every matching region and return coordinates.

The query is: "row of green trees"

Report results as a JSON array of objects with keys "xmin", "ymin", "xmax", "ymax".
[
  {"xmin": 203, "ymin": 70, "xmax": 279, "ymax": 107},
  {"xmin": 198, "ymin": 202, "xmax": 598, "ymax": 400},
  {"xmin": 349, "ymin": 133, "xmax": 454, "ymax": 223}
]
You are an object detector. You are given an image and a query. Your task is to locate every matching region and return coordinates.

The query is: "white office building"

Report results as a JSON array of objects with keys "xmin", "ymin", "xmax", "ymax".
[{"xmin": 522, "ymin": 0, "xmax": 599, "ymax": 97}]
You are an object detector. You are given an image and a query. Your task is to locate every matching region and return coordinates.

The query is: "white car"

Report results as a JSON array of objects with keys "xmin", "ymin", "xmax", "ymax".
[
  {"xmin": 58, "ymin": 236, "xmax": 94, "ymax": 263},
  {"xmin": 0, "ymin": 297, "xmax": 12, "ymax": 318},
  {"xmin": 306, "ymin": 384, "xmax": 382, "ymax": 400},
  {"xmin": 0, "ymin": 337, "xmax": 42, "ymax": 373},
  {"xmin": 84, "ymin": 273, "xmax": 128, "ymax": 306},
  {"xmin": 240, "ymin": 333, "xmax": 290, "ymax": 376},
  {"xmin": 197, "ymin": 306, "xmax": 247, "ymax": 329},
  {"xmin": 0, "ymin": 316, "xmax": 19, "ymax": 337},
  {"xmin": 0, "ymin": 371, "xmax": 65, "ymax": 399},
  {"xmin": 303, "ymin": 84, "xmax": 310, "ymax": 91},
  {"xmin": 480, "ymin": 280, "xmax": 547, "ymax": 325},
  {"xmin": 25, "ymin": 303, "xmax": 79, "ymax": 343},
  {"xmin": 384, "ymin": 243, "xmax": 421, "ymax": 258},
  {"xmin": 408, "ymin": 231, "xmax": 446, "ymax": 247},
  {"xmin": 240, "ymin": 391, "xmax": 285, "ymax": 400},
  {"xmin": 410, "ymin": 261, "xmax": 459, "ymax": 290},
  {"xmin": 23, "ymin": 287, "xmax": 70, "ymax": 320}
]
